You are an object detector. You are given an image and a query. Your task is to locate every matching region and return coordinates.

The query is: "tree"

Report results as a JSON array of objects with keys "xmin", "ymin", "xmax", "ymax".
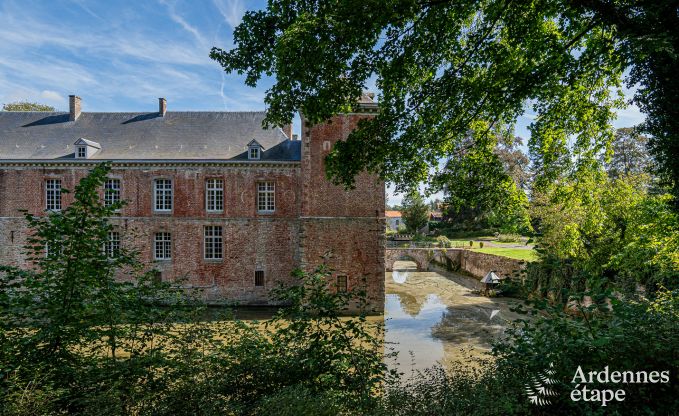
[
  {"xmin": 211, "ymin": 1, "xmax": 678, "ymax": 203},
  {"xmin": 3, "ymin": 101, "xmax": 55, "ymax": 111},
  {"xmin": 606, "ymin": 127, "xmax": 651, "ymax": 178},
  {"xmin": 0, "ymin": 163, "xmax": 177, "ymax": 412},
  {"xmin": 428, "ymin": 198, "xmax": 442, "ymax": 211},
  {"xmin": 434, "ymin": 127, "xmax": 531, "ymax": 233},
  {"xmin": 496, "ymin": 136, "xmax": 530, "ymax": 191},
  {"xmin": 400, "ymin": 190, "xmax": 429, "ymax": 233}
]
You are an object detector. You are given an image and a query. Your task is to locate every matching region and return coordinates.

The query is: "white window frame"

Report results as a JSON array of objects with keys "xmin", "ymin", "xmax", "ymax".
[
  {"xmin": 105, "ymin": 231, "xmax": 120, "ymax": 258},
  {"xmin": 204, "ymin": 226, "xmax": 223, "ymax": 260},
  {"xmin": 45, "ymin": 179, "xmax": 62, "ymax": 211},
  {"xmin": 205, "ymin": 178, "xmax": 224, "ymax": 213},
  {"xmin": 154, "ymin": 232, "xmax": 172, "ymax": 260},
  {"xmin": 76, "ymin": 146, "xmax": 87, "ymax": 158},
  {"xmin": 249, "ymin": 147, "xmax": 260, "ymax": 160},
  {"xmin": 257, "ymin": 181, "xmax": 275, "ymax": 213},
  {"xmin": 153, "ymin": 179, "xmax": 173, "ymax": 212},
  {"xmin": 104, "ymin": 178, "xmax": 121, "ymax": 209}
]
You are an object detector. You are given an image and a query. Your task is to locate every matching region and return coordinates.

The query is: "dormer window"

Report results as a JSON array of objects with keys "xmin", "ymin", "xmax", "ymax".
[
  {"xmin": 247, "ymin": 139, "xmax": 263, "ymax": 160},
  {"xmin": 73, "ymin": 138, "xmax": 101, "ymax": 159}
]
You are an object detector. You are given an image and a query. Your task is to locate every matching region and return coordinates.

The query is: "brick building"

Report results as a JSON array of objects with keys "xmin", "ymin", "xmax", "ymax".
[{"xmin": 0, "ymin": 95, "xmax": 385, "ymax": 311}]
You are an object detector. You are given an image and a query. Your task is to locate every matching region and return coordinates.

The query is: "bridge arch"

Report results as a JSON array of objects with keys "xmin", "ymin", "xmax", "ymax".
[
  {"xmin": 385, "ymin": 248, "xmax": 432, "ymax": 271},
  {"xmin": 385, "ymin": 248, "xmax": 463, "ymax": 272}
]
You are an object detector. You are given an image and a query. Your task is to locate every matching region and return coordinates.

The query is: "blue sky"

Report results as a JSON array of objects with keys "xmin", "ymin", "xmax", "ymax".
[
  {"xmin": 0, "ymin": 0, "xmax": 269, "ymax": 112},
  {"xmin": 0, "ymin": 0, "xmax": 646, "ymax": 204}
]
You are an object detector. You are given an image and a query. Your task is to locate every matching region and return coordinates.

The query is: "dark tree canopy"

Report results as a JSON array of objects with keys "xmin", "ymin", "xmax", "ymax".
[
  {"xmin": 606, "ymin": 127, "xmax": 651, "ymax": 178},
  {"xmin": 212, "ymin": 0, "xmax": 678, "ymax": 202},
  {"xmin": 2, "ymin": 101, "xmax": 55, "ymax": 111}
]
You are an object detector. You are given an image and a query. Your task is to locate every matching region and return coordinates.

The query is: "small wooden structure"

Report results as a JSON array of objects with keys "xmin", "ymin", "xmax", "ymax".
[{"xmin": 481, "ymin": 270, "xmax": 502, "ymax": 295}]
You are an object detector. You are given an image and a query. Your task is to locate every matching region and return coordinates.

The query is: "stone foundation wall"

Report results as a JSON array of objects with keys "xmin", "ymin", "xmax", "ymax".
[
  {"xmin": 388, "ymin": 248, "xmax": 526, "ymax": 281},
  {"xmin": 458, "ymin": 249, "xmax": 526, "ymax": 280}
]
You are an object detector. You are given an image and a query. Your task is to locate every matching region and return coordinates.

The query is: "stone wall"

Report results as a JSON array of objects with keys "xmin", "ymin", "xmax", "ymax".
[
  {"xmin": 387, "ymin": 248, "xmax": 526, "ymax": 281},
  {"xmin": 457, "ymin": 249, "xmax": 526, "ymax": 280}
]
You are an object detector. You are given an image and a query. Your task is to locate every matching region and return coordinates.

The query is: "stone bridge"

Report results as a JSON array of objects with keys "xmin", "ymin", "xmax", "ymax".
[{"xmin": 385, "ymin": 247, "xmax": 526, "ymax": 280}]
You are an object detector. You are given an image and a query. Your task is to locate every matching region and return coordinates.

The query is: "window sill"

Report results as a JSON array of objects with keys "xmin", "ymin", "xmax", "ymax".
[
  {"xmin": 203, "ymin": 259, "xmax": 223, "ymax": 263},
  {"xmin": 257, "ymin": 211, "xmax": 276, "ymax": 215}
]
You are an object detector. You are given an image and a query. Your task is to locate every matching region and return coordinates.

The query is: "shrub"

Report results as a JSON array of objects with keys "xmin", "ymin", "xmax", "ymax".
[
  {"xmin": 497, "ymin": 233, "xmax": 521, "ymax": 242},
  {"xmin": 436, "ymin": 236, "xmax": 453, "ymax": 248}
]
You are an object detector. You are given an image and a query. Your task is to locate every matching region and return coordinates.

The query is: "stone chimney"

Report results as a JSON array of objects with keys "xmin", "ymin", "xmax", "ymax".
[
  {"xmin": 282, "ymin": 123, "xmax": 293, "ymax": 139},
  {"xmin": 159, "ymin": 98, "xmax": 167, "ymax": 116},
  {"xmin": 69, "ymin": 95, "xmax": 81, "ymax": 121}
]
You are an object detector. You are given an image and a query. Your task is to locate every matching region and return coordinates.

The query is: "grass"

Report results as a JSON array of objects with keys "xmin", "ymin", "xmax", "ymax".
[{"xmin": 473, "ymin": 247, "xmax": 538, "ymax": 261}]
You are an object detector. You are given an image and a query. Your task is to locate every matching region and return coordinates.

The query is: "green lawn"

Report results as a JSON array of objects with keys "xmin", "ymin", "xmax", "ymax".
[{"xmin": 473, "ymin": 247, "xmax": 538, "ymax": 261}]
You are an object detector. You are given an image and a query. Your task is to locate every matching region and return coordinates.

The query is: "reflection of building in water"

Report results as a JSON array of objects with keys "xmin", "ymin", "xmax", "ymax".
[{"xmin": 385, "ymin": 260, "xmax": 525, "ymax": 373}]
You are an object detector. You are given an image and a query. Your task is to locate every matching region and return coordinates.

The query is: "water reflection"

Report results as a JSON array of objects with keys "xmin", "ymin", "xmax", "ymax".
[{"xmin": 385, "ymin": 260, "xmax": 523, "ymax": 374}]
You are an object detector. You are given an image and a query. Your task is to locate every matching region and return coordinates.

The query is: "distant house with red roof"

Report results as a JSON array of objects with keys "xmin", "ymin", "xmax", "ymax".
[{"xmin": 385, "ymin": 210, "xmax": 402, "ymax": 231}]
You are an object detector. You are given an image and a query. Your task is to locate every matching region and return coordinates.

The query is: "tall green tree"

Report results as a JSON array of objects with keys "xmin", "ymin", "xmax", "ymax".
[
  {"xmin": 434, "ymin": 126, "xmax": 531, "ymax": 233},
  {"xmin": 606, "ymin": 127, "xmax": 651, "ymax": 178},
  {"xmin": 2, "ymin": 101, "xmax": 55, "ymax": 111},
  {"xmin": 212, "ymin": 1, "xmax": 678, "ymax": 202},
  {"xmin": 0, "ymin": 163, "xmax": 178, "ymax": 412},
  {"xmin": 400, "ymin": 190, "xmax": 429, "ymax": 233}
]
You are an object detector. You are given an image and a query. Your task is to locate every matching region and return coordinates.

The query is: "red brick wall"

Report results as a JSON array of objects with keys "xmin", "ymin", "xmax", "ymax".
[
  {"xmin": 300, "ymin": 114, "xmax": 384, "ymax": 218},
  {"xmin": 0, "ymin": 164, "xmax": 302, "ymax": 304},
  {"xmin": 300, "ymin": 112, "xmax": 386, "ymax": 312}
]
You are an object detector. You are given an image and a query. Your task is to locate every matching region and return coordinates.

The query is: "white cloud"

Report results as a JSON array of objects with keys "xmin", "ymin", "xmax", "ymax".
[
  {"xmin": 40, "ymin": 89, "xmax": 64, "ymax": 102},
  {"xmin": 158, "ymin": 0, "xmax": 208, "ymax": 47},
  {"xmin": 213, "ymin": 0, "xmax": 245, "ymax": 28}
]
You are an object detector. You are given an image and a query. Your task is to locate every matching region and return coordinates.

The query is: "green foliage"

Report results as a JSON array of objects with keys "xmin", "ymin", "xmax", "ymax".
[
  {"xmin": 0, "ymin": 167, "xmax": 389, "ymax": 415},
  {"xmin": 0, "ymin": 163, "xmax": 183, "ymax": 413},
  {"xmin": 436, "ymin": 236, "xmax": 453, "ymax": 248},
  {"xmin": 530, "ymin": 172, "xmax": 678, "ymax": 295},
  {"xmin": 400, "ymin": 190, "xmax": 429, "ymax": 234},
  {"xmin": 435, "ymin": 126, "xmax": 532, "ymax": 234},
  {"xmin": 608, "ymin": 194, "xmax": 679, "ymax": 291},
  {"xmin": 492, "ymin": 289, "xmax": 679, "ymax": 415},
  {"xmin": 209, "ymin": 1, "xmax": 679, "ymax": 201},
  {"xmin": 2, "ymin": 101, "xmax": 55, "ymax": 111},
  {"xmin": 606, "ymin": 127, "xmax": 651, "ymax": 179}
]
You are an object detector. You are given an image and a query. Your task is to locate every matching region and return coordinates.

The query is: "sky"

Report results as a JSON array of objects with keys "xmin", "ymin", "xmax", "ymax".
[{"xmin": 0, "ymin": 0, "xmax": 647, "ymax": 205}]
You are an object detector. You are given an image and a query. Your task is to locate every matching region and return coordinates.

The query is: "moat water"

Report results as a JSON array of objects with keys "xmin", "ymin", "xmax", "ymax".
[
  {"xmin": 221, "ymin": 260, "xmax": 524, "ymax": 374},
  {"xmin": 201, "ymin": 261, "xmax": 524, "ymax": 376},
  {"xmin": 383, "ymin": 260, "xmax": 524, "ymax": 374}
]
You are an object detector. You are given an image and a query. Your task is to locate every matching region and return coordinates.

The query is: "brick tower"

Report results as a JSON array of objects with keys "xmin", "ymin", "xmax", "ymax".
[{"xmin": 299, "ymin": 94, "xmax": 385, "ymax": 312}]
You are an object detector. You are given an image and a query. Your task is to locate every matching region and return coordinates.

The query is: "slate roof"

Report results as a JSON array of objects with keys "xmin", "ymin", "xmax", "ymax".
[{"xmin": 0, "ymin": 111, "xmax": 300, "ymax": 162}]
